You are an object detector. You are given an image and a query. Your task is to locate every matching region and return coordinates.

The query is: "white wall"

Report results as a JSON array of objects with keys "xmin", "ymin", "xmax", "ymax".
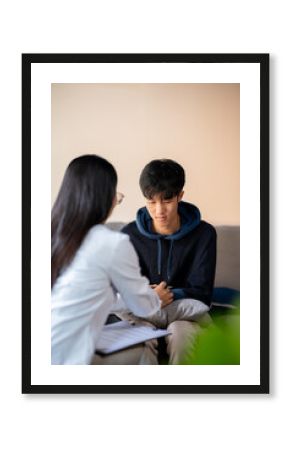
[{"xmin": 2, "ymin": 2, "xmax": 289, "ymax": 450}]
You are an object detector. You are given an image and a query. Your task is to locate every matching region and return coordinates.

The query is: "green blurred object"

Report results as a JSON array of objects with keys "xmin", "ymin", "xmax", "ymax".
[{"xmin": 181, "ymin": 306, "xmax": 240, "ymax": 365}]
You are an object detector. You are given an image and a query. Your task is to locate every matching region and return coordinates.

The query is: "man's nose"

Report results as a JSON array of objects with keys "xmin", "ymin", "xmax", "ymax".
[{"xmin": 156, "ymin": 202, "xmax": 165, "ymax": 215}]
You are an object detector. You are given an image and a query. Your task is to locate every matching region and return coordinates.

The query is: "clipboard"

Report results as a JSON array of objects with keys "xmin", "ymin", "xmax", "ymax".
[{"xmin": 95, "ymin": 320, "xmax": 171, "ymax": 355}]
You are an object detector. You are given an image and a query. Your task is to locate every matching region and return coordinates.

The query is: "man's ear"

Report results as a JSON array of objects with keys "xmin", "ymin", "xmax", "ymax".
[{"xmin": 178, "ymin": 191, "xmax": 184, "ymax": 202}]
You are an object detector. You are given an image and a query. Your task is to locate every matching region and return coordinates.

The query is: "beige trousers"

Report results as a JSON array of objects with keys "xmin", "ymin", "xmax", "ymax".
[
  {"xmin": 166, "ymin": 314, "xmax": 212, "ymax": 364},
  {"xmin": 91, "ymin": 338, "xmax": 158, "ymax": 365},
  {"xmin": 113, "ymin": 299, "xmax": 212, "ymax": 364},
  {"xmin": 93, "ymin": 312, "xmax": 212, "ymax": 365}
]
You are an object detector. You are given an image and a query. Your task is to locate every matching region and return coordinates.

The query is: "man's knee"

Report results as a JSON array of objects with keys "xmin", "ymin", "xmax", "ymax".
[{"xmin": 165, "ymin": 320, "xmax": 201, "ymax": 364}]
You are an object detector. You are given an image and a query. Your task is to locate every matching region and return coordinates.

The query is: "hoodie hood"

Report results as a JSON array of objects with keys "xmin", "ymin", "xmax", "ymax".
[{"xmin": 136, "ymin": 201, "xmax": 201, "ymax": 240}]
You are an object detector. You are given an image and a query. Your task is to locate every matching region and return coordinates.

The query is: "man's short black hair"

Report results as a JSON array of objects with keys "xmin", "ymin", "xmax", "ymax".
[{"xmin": 139, "ymin": 159, "xmax": 185, "ymax": 199}]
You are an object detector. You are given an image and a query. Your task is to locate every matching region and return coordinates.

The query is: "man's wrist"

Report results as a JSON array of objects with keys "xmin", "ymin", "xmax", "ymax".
[{"xmin": 171, "ymin": 288, "xmax": 186, "ymax": 301}]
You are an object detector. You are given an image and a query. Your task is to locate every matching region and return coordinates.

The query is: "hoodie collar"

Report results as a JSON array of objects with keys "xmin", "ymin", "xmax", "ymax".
[{"xmin": 136, "ymin": 201, "xmax": 201, "ymax": 241}]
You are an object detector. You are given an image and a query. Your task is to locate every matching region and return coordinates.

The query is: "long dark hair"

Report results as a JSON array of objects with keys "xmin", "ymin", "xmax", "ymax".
[{"xmin": 51, "ymin": 154, "xmax": 117, "ymax": 288}]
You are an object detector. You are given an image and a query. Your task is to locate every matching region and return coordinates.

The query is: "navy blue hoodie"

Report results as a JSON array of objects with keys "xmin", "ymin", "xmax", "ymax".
[{"xmin": 122, "ymin": 201, "xmax": 217, "ymax": 306}]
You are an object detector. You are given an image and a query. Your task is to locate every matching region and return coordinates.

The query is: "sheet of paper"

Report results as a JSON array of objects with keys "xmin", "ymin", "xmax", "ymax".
[{"xmin": 95, "ymin": 320, "xmax": 171, "ymax": 355}]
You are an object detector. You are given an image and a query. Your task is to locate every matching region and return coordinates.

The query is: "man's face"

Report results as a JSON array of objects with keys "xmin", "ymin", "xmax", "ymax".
[{"xmin": 145, "ymin": 192, "xmax": 184, "ymax": 228}]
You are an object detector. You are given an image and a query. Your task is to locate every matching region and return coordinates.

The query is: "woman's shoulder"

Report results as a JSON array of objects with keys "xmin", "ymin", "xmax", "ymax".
[
  {"xmin": 93, "ymin": 225, "xmax": 139, "ymax": 269},
  {"xmin": 87, "ymin": 224, "xmax": 129, "ymax": 247},
  {"xmin": 77, "ymin": 224, "xmax": 131, "ymax": 267}
]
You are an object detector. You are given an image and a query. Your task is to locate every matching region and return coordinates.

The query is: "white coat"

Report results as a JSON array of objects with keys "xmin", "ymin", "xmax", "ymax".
[{"xmin": 51, "ymin": 225, "xmax": 160, "ymax": 364}]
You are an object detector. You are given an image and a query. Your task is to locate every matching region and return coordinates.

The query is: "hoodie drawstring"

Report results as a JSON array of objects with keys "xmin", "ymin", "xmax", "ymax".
[
  {"xmin": 157, "ymin": 239, "xmax": 162, "ymax": 275},
  {"xmin": 156, "ymin": 238, "xmax": 174, "ymax": 281},
  {"xmin": 167, "ymin": 240, "xmax": 174, "ymax": 281}
]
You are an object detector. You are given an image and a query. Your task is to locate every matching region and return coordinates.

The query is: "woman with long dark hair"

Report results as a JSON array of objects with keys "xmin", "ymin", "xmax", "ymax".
[{"xmin": 51, "ymin": 155, "xmax": 172, "ymax": 365}]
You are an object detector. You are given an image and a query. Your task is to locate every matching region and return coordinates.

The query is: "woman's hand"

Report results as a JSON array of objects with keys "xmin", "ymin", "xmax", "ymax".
[{"xmin": 153, "ymin": 281, "xmax": 173, "ymax": 308}]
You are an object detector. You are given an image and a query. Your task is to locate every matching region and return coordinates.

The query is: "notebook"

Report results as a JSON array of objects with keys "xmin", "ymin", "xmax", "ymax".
[{"xmin": 95, "ymin": 320, "xmax": 171, "ymax": 355}]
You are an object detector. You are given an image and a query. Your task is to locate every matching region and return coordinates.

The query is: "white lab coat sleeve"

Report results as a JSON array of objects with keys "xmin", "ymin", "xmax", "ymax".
[{"xmin": 109, "ymin": 235, "xmax": 161, "ymax": 317}]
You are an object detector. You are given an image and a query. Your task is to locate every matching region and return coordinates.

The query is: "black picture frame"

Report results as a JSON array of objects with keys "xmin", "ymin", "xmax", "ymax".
[{"xmin": 22, "ymin": 53, "xmax": 269, "ymax": 394}]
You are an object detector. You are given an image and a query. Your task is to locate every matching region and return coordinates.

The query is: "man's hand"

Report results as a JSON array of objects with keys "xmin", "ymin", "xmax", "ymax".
[{"xmin": 154, "ymin": 281, "xmax": 173, "ymax": 308}]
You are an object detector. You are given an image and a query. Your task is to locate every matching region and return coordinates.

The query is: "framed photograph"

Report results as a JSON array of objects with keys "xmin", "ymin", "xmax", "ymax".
[{"xmin": 22, "ymin": 53, "xmax": 269, "ymax": 394}]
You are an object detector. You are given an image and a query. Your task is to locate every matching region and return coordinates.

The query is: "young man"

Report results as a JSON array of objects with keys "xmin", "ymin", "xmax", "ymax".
[{"xmin": 122, "ymin": 159, "xmax": 217, "ymax": 364}]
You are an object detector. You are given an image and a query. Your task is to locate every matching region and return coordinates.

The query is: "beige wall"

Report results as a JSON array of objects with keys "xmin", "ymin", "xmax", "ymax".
[{"xmin": 51, "ymin": 83, "xmax": 239, "ymax": 225}]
